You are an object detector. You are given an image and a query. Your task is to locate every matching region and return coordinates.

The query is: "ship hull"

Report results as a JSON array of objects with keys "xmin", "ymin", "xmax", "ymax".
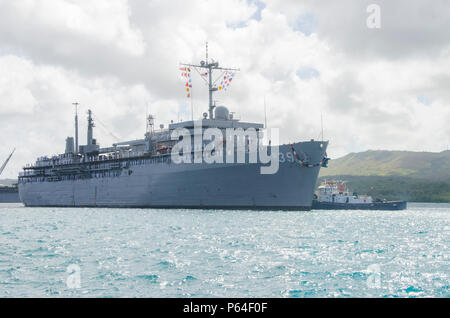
[
  {"xmin": 312, "ymin": 200, "xmax": 407, "ymax": 210},
  {"xmin": 19, "ymin": 142, "xmax": 327, "ymax": 210},
  {"xmin": 0, "ymin": 187, "xmax": 20, "ymax": 203}
]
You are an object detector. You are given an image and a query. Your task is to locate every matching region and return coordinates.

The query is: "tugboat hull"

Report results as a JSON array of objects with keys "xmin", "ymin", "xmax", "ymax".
[{"xmin": 312, "ymin": 200, "xmax": 407, "ymax": 210}]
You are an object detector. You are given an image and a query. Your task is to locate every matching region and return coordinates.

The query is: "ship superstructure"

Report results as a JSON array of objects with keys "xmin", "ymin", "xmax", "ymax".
[{"xmin": 18, "ymin": 49, "xmax": 329, "ymax": 209}]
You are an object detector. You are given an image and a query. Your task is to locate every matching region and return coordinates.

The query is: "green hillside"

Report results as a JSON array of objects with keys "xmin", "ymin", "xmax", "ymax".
[
  {"xmin": 317, "ymin": 175, "xmax": 450, "ymax": 203},
  {"xmin": 318, "ymin": 150, "xmax": 450, "ymax": 202},
  {"xmin": 320, "ymin": 150, "xmax": 450, "ymax": 180}
]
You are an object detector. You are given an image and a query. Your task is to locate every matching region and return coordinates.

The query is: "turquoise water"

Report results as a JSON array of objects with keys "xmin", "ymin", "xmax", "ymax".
[{"xmin": 0, "ymin": 202, "xmax": 448, "ymax": 298}]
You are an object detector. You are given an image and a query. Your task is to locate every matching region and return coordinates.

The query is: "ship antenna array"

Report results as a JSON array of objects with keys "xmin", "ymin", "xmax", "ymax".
[
  {"xmin": 180, "ymin": 42, "xmax": 240, "ymax": 120},
  {"xmin": 264, "ymin": 95, "xmax": 268, "ymax": 129},
  {"xmin": 321, "ymin": 112, "xmax": 324, "ymax": 142},
  {"xmin": 317, "ymin": 112, "xmax": 325, "ymax": 142}
]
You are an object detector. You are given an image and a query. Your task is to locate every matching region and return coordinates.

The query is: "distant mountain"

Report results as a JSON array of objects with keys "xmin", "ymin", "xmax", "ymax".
[
  {"xmin": 320, "ymin": 150, "xmax": 450, "ymax": 180},
  {"xmin": 318, "ymin": 150, "xmax": 450, "ymax": 202}
]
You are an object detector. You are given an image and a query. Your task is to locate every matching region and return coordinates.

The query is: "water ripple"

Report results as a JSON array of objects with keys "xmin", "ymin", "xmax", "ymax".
[{"xmin": 0, "ymin": 202, "xmax": 448, "ymax": 297}]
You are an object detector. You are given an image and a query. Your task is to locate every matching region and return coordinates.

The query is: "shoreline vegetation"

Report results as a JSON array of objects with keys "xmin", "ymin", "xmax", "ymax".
[{"xmin": 319, "ymin": 150, "xmax": 450, "ymax": 203}]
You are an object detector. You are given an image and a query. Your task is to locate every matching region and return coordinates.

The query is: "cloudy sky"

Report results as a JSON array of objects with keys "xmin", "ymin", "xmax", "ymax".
[{"xmin": 1, "ymin": 0, "xmax": 449, "ymax": 178}]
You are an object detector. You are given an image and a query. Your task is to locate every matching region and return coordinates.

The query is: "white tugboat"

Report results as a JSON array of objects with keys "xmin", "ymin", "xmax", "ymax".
[{"xmin": 312, "ymin": 180, "xmax": 407, "ymax": 210}]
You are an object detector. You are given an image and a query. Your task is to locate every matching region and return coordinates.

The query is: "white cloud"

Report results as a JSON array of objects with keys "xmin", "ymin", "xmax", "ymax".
[
  {"xmin": 2, "ymin": 0, "xmax": 145, "ymax": 56},
  {"xmin": 0, "ymin": 54, "xmax": 153, "ymax": 177},
  {"xmin": 0, "ymin": 0, "xmax": 449, "ymax": 178},
  {"xmin": 0, "ymin": 56, "xmax": 37, "ymax": 115}
]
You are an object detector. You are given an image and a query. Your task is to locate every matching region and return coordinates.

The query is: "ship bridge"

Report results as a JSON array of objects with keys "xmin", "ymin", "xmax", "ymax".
[
  {"xmin": 169, "ymin": 103, "xmax": 263, "ymax": 130},
  {"xmin": 169, "ymin": 119, "xmax": 264, "ymax": 131}
]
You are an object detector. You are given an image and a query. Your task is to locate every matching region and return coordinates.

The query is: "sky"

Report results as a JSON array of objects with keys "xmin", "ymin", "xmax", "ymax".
[{"xmin": 0, "ymin": 0, "xmax": 449, "ymax": 178}]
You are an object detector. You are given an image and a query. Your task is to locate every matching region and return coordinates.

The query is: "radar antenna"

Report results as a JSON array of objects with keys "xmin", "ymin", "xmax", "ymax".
[
  {"xmin": 87, "ymin": 109, "xmax": 95, "ymax": 146},
  {"xmin": 72, "ymin": 102, "xmax": 79, "ymax": 153},
  {"xmin": 321, "ymin": 112, "xmax": 324, "ymax": 142},
  {"xmin": 264, "ymin": 95, "xmax": 268, "ymax": 129},
  {"xmin": 180, "ymin": 42, "xmax": 239, "ymax": 120}
]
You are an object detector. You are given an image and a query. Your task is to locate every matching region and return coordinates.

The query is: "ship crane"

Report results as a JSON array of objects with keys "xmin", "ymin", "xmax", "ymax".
[
  {"xmin": 180, "ymin": 42, "xmax": 240, "ymax": 120},
  {"xmin": 0, "ymin": 148, "xmax": 15, "ymax": 177}
]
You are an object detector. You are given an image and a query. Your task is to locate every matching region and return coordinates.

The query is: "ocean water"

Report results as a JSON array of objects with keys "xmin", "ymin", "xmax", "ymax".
[{"xmin": 0, "ymin": 202, "xmax": 448, "ymax": 298}]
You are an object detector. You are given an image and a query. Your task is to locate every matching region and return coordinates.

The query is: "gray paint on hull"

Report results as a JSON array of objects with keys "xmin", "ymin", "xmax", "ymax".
[
  {"xmin": 19, "ymin": 142, "xmax": 327, "ymax": 209},
  {"xmin": 0, "ymin": 190, "xmax": 20, "ymax": 203}
]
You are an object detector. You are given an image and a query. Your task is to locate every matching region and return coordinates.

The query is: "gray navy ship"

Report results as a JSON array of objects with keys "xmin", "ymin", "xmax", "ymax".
[{"xmin": 18, "ymin": 52, "xmax": 329, "ymax": 210}]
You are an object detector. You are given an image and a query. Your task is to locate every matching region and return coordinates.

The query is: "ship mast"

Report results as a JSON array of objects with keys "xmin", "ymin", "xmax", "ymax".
[
  {"xmin": 87, "ymin": 109, "xmax": 94, "ymax": 146},
  {"xmin": 72, "ymin": 102, "xmax": 79, "ymax": 154},
  {"xmin": 181, "ymin": 42, "xmax": 239, "ymax": 120}
]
